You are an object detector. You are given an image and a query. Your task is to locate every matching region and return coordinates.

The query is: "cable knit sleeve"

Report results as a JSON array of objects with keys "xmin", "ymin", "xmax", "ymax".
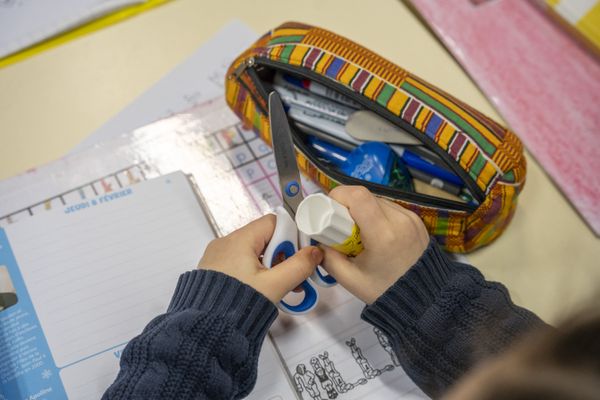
[
  {"xmin": 102, "ymin": 270, "xmax": 278, "ymax": 400},
  {"xmin": 361, "ymin": 239, "xmax": 547, "ymax": 398}
]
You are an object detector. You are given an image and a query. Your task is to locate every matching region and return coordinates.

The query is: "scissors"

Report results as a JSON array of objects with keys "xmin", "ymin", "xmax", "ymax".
[{"xmin": 262, "ymin": 91, "xmax": 337, "ymax": 315}]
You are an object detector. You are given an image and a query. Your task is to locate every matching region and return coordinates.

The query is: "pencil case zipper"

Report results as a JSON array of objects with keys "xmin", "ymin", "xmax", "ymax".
[{"xmin": 233, "ymin": 56, "xmax": 481, "ymax": 212}]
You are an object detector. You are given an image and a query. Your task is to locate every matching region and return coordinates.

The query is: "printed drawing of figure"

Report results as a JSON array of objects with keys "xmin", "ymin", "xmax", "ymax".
[
  {"xmin": 319, "ymin": 351, "xmax": 353, "ymax": 393},
  {"xmin": 373, "ymin": 327, "xmax": 401, "ymax": 366},
  {"xmin": 294, "ymin": 364, "xmax": 323, "ymax": 400},
  {"xmin": 310, "ymin": 357, "xmax": 338, "ymax": 399},
  {"xmin": 346, "ymin": 338, "xmax": 381, "ymax": 379}
]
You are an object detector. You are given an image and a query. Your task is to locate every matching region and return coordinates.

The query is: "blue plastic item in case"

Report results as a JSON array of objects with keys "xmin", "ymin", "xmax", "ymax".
[{"xmin": 308, "ymin": 136, "xmax": 408, "ymax": 188}]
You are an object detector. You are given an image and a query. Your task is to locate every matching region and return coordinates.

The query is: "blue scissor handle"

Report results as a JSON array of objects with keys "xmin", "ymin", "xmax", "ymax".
[{"xmin": 262, "ymin": 207, "xmax": 319, "ymax": 315}]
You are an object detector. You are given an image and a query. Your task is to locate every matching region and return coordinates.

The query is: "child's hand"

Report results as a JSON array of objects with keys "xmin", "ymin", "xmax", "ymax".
[
  {"xmin": 198, "ymin": 214, "xmax": 323, "ymax": 304},
  {"xmin": 321, "ymin": 186, "xmax": 430, "ymax": 304}
]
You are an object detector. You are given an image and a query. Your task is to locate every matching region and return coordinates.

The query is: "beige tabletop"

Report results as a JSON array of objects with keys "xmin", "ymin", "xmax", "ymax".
[{"xmin": 0, "ymin": 0, "xmax": 598, "ymax": 323}]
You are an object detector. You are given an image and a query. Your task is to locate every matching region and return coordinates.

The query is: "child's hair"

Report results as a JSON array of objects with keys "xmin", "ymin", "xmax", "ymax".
[{"xmin": 451, "ymin": 309, "xmax": 600, "ymax": 400}]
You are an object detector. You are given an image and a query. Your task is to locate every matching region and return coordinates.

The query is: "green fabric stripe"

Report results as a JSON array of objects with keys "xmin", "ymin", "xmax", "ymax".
[
  {"xmin": 279, "ymin": 45, "xmax": 294, "ymax": 62},
  {"xmin": 503, "ymin": 170, "xmax": 515, "ymax": 182},
  {"xmin": 376, "ymin": 84, "xmax": 395, "ymax": 106},
  {"xmin": 402, "ymin": 82, "xmax": 496, "ymax": 154},
  {"xmin": 470, "ymin": 154, "xmax": 487, "ymax": 176},
  {"xmin": 268, "ymin": 35, "xmax": 304, "ymax": 45},
  {"xmin": 434, "ymin": 218, "xmax": 448, "ymax": 235}
]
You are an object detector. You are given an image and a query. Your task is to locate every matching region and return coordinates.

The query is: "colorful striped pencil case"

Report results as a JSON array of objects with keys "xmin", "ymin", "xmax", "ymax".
[{"xmin": 225, "ymin": 22, "xmax": 526, "ymax": 252}]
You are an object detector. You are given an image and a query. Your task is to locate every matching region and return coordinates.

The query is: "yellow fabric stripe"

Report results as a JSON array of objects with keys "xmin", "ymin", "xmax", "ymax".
[
  {"xmin": 415, "ymin": 108, "xmax": 431, "ymax": 131},
  {"xmin": 289, "ymin": 45, "xmax": 309, "ymax": 66},
  {"xmin": 437, "ymin": 124, "xmax": 456, "ymax": 151},
  {"xmin": 0, "ymin": 0, "xmax": 171, "ymax": 69},
  {"xmin": 363, "ymin": 77, "xmax": 382, "ymax": 99},
  {"xmin": 271, "ymin": 28, "xmax": 309, "ymax": 38},
  {"xmin": 478, "ymin": 163, "xmax": 497, "ymax": 187},
  {"xmin": 314, "ymin": 53, "xmax": 333, "ymax": 74},
  {"xmin": 387, "ymin": 90, "xmax": 409, "ymax": 115},
  {"xmin": 460, "ymin": 143, "xmax": 478, "ymax": 168},
  {"xmin": 406, "ymin": 77, "xmax": 502, "ymax": 147},
  {"xmin": 339, "ymin": 63, "xmax": 359, "ymax": 85}
]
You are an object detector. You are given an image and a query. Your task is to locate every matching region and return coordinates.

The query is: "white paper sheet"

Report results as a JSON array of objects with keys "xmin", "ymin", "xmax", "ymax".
[
  {"xmin": 0, "ymin": 0, "xmax": 145, "ymax": 59},
  {"xmin": 73, "ymin": 20, "xmax": 258, "ymax": 152}
]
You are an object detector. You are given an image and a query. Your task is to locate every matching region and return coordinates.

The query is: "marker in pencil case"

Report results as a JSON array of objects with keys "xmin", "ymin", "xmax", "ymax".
[
  {"xmin": 288, "ymin": 105, "xmax": 360, "ymax": 146},
  {"xmin": 294, "ymin": 121, "xmax": 355, "ymax": 152},
  {"xmin": 407, "ymin": 167, "xmax": 461, "ymax": 195},
  {"xmin": 274, "ymin": 84, "xmax": 354, "ymax": 123},
  {"xmin": 275, "ymin": 72, "xmax": 362, "ymax": 109}
]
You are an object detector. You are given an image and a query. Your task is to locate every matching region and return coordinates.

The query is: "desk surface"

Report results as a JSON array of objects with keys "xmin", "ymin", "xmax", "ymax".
[{"xmin": 0, "ymin": 0, "xmax": 598, "ymax": 323}]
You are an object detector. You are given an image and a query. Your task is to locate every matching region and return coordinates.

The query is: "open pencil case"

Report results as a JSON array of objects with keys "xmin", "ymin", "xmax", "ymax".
[{"xmin": 225, "ymin": 22, "xmax": 526, "ymax": 253}]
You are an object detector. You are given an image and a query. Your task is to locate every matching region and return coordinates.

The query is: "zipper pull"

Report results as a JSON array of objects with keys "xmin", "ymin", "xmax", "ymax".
[{"xmin": 230, "ymin": 57, "xmax": 255, "ymax": 79}]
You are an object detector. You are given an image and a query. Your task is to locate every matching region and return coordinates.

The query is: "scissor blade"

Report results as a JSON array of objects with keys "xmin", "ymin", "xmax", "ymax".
[{"xmin": 268, "ymin": 91, "xmax": 304, "ymax": 217}]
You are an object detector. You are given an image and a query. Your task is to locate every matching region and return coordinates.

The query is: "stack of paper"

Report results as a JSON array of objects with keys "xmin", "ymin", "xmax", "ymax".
[{"xmin": 0, "ymin": 0, "xmax": 169, "ymax": 67}]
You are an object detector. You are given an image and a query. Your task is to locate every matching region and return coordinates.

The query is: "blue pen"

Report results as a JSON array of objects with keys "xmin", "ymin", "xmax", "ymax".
[{"xmin": 393, "ymin": 146, "xmax": 464, "ymax": 187}]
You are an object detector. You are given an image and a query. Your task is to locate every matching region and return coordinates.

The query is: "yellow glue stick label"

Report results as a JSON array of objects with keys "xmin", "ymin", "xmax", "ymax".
[{"xmin": 331, "ymin": 224, "xmax": 364, "ymax": 257}]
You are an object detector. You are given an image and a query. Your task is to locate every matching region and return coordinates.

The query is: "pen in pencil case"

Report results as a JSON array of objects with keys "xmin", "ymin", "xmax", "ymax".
[
  {"xmin": 274, "ymin": 72, "xmax": 362, "ymax": 109},
  {"xmin": 274, "ymin": 84, "xmax": 354, "ymax": 123}
]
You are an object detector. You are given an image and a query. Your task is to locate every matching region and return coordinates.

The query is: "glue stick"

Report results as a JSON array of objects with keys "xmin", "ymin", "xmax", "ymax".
[{"xmin": 295, "ymin": 193, "xmax": 363, "ymax": 256}]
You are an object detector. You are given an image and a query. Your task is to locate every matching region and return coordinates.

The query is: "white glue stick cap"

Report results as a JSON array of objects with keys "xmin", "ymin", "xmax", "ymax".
[{"xmin": 295, "ymin": 193, "xmax": 355, "ymax": 247}]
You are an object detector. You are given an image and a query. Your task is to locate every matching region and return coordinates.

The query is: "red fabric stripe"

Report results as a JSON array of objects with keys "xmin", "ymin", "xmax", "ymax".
[
  {"xmin": 303, "ymin": 48, "xmax": 321, "ymax": 69},
  {"xmin": 402, "ymin": 99, "xmax": 420, "ymax": 123},
  {"xmin": 449, "ymin": 133, "xmax": 467, "ymax": 159},
  {"xmin": 351, "ymin": 70, "xmax": 369, "ymax": 91}
]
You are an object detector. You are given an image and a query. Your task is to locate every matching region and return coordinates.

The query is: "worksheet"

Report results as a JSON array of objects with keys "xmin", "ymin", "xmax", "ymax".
[
  {"xmin": 270, "ymin": 284, "xmax": 426, "ymax": 400},
  {"xmin": 0, "ymin": 172, "xmax": 296, "ymax": 400}
]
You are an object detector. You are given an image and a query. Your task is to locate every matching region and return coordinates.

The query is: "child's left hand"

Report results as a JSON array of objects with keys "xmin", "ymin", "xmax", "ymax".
[{"xmin": 198, "ymin": 214, "xmax": 324, "ymax": 304}]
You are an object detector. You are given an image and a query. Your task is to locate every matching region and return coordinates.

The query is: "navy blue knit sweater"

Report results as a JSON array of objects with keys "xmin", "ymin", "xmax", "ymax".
[{"xmin": 102, "ymin": 240, "xmax": 544, "ymax": 399}]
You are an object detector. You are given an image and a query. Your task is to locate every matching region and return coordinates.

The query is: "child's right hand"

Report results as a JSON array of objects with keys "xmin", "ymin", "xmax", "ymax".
[{"xmin": 320, "ymin": 186, "xmax": 430, "ymax": 304}]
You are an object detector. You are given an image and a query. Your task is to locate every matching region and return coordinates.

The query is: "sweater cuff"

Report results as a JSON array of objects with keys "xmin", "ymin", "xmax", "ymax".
[
  {"xmin": 168, "ymin": 269, "xmax": 278, "ymax": 339},
  {"xmin": 361, "ymin": 239, "xmax": 456, "ymax": 333}
]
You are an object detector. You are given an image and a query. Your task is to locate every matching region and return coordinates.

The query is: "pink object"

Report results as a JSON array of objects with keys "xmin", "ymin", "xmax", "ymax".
[{"xmin": 410, "ymin": 0, "xmax": 600, "ymax": 235}]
